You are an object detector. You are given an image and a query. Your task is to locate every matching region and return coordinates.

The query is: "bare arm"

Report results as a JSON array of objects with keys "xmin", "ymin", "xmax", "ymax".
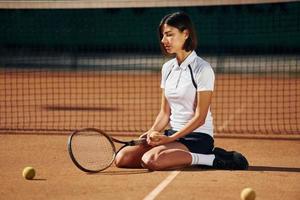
[
  {"xmin": 140, "ymin": 90, "xmax": 170, "ymax": 138},
  {"xmin": 149, "ymin": 90, "xmax": 170, "ymax": 132}
]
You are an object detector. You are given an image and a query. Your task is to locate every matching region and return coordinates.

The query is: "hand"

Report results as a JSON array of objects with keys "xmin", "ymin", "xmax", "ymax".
[
  {"xmin": 139, "ymin": 131, "xmax": 149, "ymax": 139},
  {"xmin": 139, "ymin": 130, "xmax": 159, "ymax": 140},
  {"xmin": 147, "ymin": 131, "xmax": 161, "ymax": 143},
  {"xmin": 147, "ymin": 132, "xmax": 173, "ymax": 146}
]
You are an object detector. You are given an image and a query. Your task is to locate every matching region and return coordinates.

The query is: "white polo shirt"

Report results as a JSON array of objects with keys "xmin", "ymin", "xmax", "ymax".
[{"xmin": 160, "ymin": 51, "xmax": 215, "ymax": 136}]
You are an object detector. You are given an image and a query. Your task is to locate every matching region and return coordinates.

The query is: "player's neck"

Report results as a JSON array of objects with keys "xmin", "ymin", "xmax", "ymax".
[{"xmin": 176, "ymin": 50, "xmax": 192, "ymax": 65}]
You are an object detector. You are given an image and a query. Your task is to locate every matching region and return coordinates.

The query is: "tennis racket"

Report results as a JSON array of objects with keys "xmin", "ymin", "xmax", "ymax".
[{"xmin": 67, "ymin": 128, "xmax": 147, "ymax": 173}]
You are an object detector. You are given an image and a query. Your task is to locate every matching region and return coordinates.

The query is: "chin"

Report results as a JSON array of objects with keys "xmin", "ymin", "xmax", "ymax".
[{"xmin": 166, "ymin": 49, "xmax": 174, "ymax": 54}]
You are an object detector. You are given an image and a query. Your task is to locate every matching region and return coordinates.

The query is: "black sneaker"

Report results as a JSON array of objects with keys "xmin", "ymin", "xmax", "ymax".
[
  {"xmin": 213, "ymin": 147, "xmax": 234, "ymax": 159},
  {"xmin": 212, "ymin": 156, "xmax": 233, "ymax": 169},
  {"xmin": 213, "ymin": 147, "xmax": 249, "ymax": 170}
]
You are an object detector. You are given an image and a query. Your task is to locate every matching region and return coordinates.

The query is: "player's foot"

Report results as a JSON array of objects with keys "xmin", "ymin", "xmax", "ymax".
[
  {"xmin": 212, "ymin": 147, "xmax": 249, "ymax": 170},
  {"xmin": 212, "ymin": 156, "xmax": 234, "ymax": 169}
]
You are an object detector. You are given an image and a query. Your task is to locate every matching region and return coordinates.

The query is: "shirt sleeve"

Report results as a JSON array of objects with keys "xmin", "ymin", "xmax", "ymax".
[{"xmin": 196, "ymin": 65, "xmax": 215, "ymax": 91}]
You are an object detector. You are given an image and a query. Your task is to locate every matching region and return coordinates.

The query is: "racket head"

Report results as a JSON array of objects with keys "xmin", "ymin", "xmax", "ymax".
[{"xmin": 67, "ymin": 128, "xmax": 116, "ymax": 173}]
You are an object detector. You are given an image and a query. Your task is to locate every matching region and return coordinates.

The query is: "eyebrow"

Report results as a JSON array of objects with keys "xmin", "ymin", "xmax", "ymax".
[{"xmin": 163, "ymin": 30, "xmax": 172, "ymax": 34}]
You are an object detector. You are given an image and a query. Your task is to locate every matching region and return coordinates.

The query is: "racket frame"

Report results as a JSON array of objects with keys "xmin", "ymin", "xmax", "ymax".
[
  {"xmin": 67, "ymin": 128, "xmax": 116, "ymax": 173},
  {"xmin": 67, "ymin": 128, "xmax": 147, "ymax": 173}
]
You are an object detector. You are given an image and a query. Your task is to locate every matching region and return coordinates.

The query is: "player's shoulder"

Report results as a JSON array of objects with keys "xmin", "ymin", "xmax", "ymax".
[{"xmin": 191, "ymin": 56, "xmax": 213, "ymax": 74}]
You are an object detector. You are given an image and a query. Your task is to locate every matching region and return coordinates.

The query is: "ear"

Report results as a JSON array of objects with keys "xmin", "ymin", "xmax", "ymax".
[{"xmin": 183, "ymin": 29, "xmax": 190, "ymax": 39}]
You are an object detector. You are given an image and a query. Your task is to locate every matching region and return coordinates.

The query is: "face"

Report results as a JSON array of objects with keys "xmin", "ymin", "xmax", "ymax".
[{"xmin": 161, "ymin": 24, "xmax": 189, "ymax": 54}]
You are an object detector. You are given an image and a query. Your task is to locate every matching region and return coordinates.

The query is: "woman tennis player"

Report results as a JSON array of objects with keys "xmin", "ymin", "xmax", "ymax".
[{"xmin": 115, "ymin": 12, "xmax": 248, "ymax": 170}]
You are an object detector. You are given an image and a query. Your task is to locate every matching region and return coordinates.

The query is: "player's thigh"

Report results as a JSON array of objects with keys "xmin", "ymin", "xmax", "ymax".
[
  {"xmin": 143, "ymin": 141, "xmax": 189, "ymax": 159},
  {"xmin": 141, "ymin": 142, "xmax": 191, "ymax": 170}
]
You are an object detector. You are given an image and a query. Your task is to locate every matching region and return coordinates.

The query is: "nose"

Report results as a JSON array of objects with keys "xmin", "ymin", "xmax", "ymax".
[{"xmin": 161, "ymin": 35, "xmax": 167, "ymax": 44}]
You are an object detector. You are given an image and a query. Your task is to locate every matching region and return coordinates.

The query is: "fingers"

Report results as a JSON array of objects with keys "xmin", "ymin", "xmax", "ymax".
[
  {"xmin": 149, "ymin": 131, "xmax": 161, "ymax": 141},
  {"xmin": 139, "ymin": 130, "xmax": 151, "ymax": 139},
  {"xmin": 147, "ymin": 131, "xmax": 161, "ymax": 144},
  {"xmin": 139, "ymin": 133, "xmax": 147, "ymax": 139},
  {"xmin": 142, "ymin": 130, "xmax": 170, "ymax": 146},
  {"xmin": 148, "ymin": 135, "xmax": 164, "ymax": 146}
]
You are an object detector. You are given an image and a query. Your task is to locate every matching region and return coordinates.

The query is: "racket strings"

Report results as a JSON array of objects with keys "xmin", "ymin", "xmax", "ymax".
[{"xmin": 71, "ymin": 131, "xmax": 115, "ymax": 171}]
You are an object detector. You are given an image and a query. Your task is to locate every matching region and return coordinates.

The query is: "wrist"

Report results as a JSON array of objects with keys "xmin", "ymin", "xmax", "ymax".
[
  {"xmin": 168, "ymin": 134, "xmax": 178, "ymax": 141},
  {"xmin": 149, "ymin": 128, "xmax": 160, "ymax": 132}
]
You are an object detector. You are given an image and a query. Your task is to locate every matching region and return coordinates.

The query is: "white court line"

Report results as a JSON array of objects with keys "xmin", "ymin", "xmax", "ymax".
[{"xmin": 143, "ymin": 170, "xmax": 181, "ymax": 200}]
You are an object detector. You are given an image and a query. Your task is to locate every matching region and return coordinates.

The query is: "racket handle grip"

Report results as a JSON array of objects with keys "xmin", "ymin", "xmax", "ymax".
[{"xmin": 130, "ymin": 138, "xmax": 146, "ymax": 145}]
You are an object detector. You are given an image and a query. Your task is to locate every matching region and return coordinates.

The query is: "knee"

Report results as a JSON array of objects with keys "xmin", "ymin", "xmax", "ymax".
[
  {"xmin": 141, "ymin": 153, "xmax": 163, "ymax": 171},
  {"xmin": 115, "ymin": 151, "xmax": 134, "ymax": 168}
]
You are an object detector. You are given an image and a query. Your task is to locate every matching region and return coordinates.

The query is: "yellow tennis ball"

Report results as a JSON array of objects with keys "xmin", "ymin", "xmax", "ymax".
[
  {"xmin": 241, "ymin": 187, "xmax": 256, "ymax": 200},
  {"xmin": 22, "ymin": 167, "xmax": 36, "ymax": 180}
]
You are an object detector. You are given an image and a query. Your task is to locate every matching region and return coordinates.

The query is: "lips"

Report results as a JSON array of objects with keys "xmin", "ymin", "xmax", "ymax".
[{"xmin": 164, "ymin": 46, "xmax": 171, "ymax": 50}]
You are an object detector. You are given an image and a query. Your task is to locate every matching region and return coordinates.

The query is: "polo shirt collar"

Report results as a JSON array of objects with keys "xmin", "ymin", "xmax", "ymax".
[{"xmin": 174, "ymin": 51, "xmax": 197, "ymax": 70}]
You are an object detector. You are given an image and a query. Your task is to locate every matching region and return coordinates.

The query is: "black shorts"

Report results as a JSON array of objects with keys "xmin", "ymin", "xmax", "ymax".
[{"xmin": 164, "ymin": 129, "xmax": 214, "ymax": 154}]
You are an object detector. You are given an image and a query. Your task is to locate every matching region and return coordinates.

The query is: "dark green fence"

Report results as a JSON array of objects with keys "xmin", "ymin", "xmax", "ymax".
[{"xmin": 0, "ymin": 2, "xmax": 299, "ymax": 54}]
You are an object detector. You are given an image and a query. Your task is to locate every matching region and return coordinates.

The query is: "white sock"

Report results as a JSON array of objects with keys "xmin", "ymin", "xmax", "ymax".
[{"xmin": 190, "ymin": 153, "xmax": 215, "ymax": 166}]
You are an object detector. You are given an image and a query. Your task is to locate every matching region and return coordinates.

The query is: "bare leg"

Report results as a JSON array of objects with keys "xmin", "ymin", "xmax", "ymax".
[
  {"xmin": 115, "ymin": 143, "xmax": 153, "ymax": 168},
  {"xmin": 141, "ymin": 142, "xmax": 192, "ymax": 171}
]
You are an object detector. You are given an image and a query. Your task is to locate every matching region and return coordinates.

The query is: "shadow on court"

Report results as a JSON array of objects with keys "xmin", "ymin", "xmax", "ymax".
[
  {"xmin": 31, "ymin": 178, "xmax": 47, "ymax": 181},
  {"xmin": 43, "ymin": 105, "xmax": 119, "ymax": 112},
  {"xmin": 180, "ymin": 165, "xmax": 300, "ymax": 173},
  {"xmin": 86, "ymin": 169, "xmax": 152, "ymax": 175},
  {"xmin": 248, "ymin": 165, "xmax": 300, "ymax": 173}
]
